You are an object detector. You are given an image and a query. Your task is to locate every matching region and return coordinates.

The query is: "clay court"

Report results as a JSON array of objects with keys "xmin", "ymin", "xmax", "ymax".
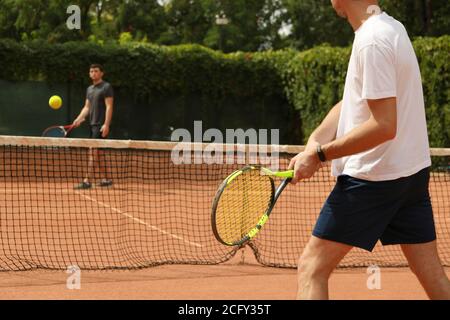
[
  {"xmin": 0, "ymin": 138, "xmax": 449, "ymax": 300},
  {"xmin": 1, "ymin": 257, "xmax": 449, "ymax": 300}
]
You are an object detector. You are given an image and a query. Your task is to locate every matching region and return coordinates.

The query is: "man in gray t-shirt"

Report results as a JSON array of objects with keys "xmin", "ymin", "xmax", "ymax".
[
  {"xmin": 73, "ymin": 64, "xmax": 114, "ymax": 190},
  {"xmin": 86, "ymin": 80, "xmax": 114, "ymax": 132}
]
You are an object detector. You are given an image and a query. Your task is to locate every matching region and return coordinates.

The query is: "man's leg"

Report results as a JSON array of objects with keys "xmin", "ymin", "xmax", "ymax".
[
  {"xmin": 75, "ymin": 147, "xmax": 97, "ymax": 189},
  {"xmin": 96, "ymin": 149, "xmax": 112, "ymax": 186},
  {"xmin": 94, "ymin": 149, "xmax": 104, "ymax": 178},
  {"xmin": 401, "ymin": 241, "xmax": 450, "ymax": 300},
  {"xmin": 89, "ymin": 148, "xmax": 97, "ymax": 181},
  {"xmin": 75, "ymin": 126, "xmax": 105, "ymax": 189},
  {"xmin": 297, "ymin": 236, "xmax": 352, "ymax": 300}
]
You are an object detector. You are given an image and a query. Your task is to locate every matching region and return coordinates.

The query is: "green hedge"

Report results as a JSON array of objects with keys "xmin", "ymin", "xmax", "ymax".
[
  {"xmin": 0, "ymin": 40, "xmax": 297, "ymax": 142},
  {"xmin": 280, "ymin": 45, "xmax": 350, "ymax": 142},
  {"xmin": 0, "ymin": 36, "xmax": 448, "ymax": 147},
  {"xmin": 280, "ymin": 36, "xmax": 450, "ymax": 147},
  {"xmin": 414, "ymin": 36, "xmax": 450, "ymax": 148},
  {"xmin": 0, "ymin": 40, "xmax": 283, "ymax": 98}
]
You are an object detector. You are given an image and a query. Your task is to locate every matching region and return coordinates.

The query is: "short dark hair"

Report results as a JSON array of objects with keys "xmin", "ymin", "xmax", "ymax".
[{"xmin": 90, "ymin": 64, "xmax": 104, "ymax": 72}]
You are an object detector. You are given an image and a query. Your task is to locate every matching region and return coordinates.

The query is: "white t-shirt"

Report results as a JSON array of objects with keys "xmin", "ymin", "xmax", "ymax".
[{"xmin": 332, "ymin": 12, "xmax": 431, "ymax": 181}]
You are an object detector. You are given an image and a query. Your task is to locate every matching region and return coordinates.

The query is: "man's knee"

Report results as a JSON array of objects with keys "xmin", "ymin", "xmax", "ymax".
[
  {"xmin": 402, "ymin": 242, "xmax": 445, "ymax": 279},
  {"xmin": 298, "ymin": 252, "xmax": 332, "ymax": 283},
  {"xmin": 298, "ymin": 237, "xmax": 351, "ymax": 282}
]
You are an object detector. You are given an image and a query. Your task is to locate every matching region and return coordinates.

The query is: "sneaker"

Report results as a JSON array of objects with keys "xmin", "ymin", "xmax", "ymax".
[
  {"xmin": 98, "ymin": 179, "xmax": 113, "ymax": 187},
  {"xmin": 74, "ymin": 181, "xmax": 92, "ymax": 190}
]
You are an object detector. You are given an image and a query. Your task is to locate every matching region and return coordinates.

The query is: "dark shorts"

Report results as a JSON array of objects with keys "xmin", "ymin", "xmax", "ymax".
[
  {"xmin": 89, "ymin": 125, "xmax": 106, "ymax": 139},
  {"xmin": 313, "ymin": 167, "xmax": 436, "ymax": 252}
]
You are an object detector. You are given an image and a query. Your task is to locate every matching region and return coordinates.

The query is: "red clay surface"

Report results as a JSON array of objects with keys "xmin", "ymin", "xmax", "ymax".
[
  {"xmin": 1, "ymin": 154, "xmax": 448, "ymax": 299},
  {"xmin": 0, "ymin": 263, "xmax": 448, "ymax": 300}
]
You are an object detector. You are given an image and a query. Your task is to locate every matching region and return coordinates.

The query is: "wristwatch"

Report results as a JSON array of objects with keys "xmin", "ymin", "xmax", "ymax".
[{"xmin": 317, "ymin": 145, "xmax": 327, "ymax": 162}]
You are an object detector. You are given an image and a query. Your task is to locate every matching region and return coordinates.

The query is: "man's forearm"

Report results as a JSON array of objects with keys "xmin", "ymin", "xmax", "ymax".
[
  {"xmin": 104, "ymin": 105, "xmax": 113, "ymax": 127},
  {"xmin": 322, "ymin": 117, "xmax": 394, "ymax": 161},
  {"xmin": 306, "ymin": 101, "xmax": 342, "ymax": 151},
  {"xmin": 321, "ymin": 97, "xmax": 397, "ymax": 161},
  {"xmin": 76, "ymin": 106, "xmax": 89, "ymax": 121}
]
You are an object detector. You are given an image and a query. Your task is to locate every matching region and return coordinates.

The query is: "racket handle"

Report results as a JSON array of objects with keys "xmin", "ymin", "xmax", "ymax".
[
  {"xmin": 273, "ymin": 170, "xmax": 294, "ymax": 179},
  {"xmin": 260, "ymin": 168, "xmax": 294, "ymax": 178},
  {"xmin": 273, "ymin": 177, "xmax": 291, "ymax": 204}
]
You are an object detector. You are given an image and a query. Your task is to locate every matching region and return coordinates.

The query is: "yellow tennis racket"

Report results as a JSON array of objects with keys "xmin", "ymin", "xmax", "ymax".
[{"xmin": 211, "ymin": 166, "xmax": 293, "ymax": 246}]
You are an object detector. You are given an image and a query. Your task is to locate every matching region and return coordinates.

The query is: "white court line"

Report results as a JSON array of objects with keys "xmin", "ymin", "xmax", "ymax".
[
  {"xmin": 76, "ymin": 191, "xmax": 203, "ymax": 249},
  {"xmin": 1, "ymin": 187, "xmax": 204, "ymax": 248}
]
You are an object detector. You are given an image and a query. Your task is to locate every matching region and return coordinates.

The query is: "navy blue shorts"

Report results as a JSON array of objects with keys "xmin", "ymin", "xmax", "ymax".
[{"xmin": 313, "ymin": 167, "xmax": 436, "ymax": 252}]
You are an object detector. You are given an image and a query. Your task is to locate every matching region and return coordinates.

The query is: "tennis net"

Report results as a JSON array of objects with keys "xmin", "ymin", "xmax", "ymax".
[{"xmin": 0, "ymin": 135, "xmax": 449, "ymax": 271}]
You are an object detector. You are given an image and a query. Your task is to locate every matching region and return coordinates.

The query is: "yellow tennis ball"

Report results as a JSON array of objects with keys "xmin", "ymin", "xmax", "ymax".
[{"xmin": 49, "ymin": 95, "xmax": 62, "ymax": 110}]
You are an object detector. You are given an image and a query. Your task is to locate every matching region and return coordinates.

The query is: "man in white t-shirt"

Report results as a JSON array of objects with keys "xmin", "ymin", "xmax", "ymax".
[{"xmin": 289, "ymin": 0, "xmax": 450, "ymax": 300}]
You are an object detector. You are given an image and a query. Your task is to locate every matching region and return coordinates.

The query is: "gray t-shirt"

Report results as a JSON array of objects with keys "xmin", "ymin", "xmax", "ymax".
[{"xmin": 86, "ymin": 81, "xmax": 114, "ymax": 126}]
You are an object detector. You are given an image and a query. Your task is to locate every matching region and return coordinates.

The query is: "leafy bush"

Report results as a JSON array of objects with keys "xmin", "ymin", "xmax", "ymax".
[{"xmin": 0, "ymin": 36, "xmax": 448, "ymax": 146}]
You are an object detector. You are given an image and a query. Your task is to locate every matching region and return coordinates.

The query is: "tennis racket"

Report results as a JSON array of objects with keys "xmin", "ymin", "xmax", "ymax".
[
  {"xmin": 211, "ymin": 166, "xmax": 294, "ymax": 246},
  {"xmin": 42, "ymin": 125, "xmax": 75, "ymax": 138}
]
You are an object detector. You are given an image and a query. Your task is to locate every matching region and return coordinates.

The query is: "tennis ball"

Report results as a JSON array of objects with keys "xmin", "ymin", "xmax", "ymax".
[{"xmin": 49, "ymin": 95, "xmax": 62, "ymax": 110}]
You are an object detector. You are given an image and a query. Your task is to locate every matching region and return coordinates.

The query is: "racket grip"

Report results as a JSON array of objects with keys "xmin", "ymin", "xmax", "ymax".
[
  {"xmin": 260, "ymin": 167, "xmax": 294, "ymax": 178},
  {"xmin": 273, "ymin": 170, "xmax": 294, "ymax": 179}
]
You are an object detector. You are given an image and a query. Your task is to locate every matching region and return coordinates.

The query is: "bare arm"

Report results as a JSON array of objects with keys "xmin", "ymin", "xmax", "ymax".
[
  {"xmin": 73, "ymin": 99, "xmax": 90, "ymax": 127},
  {"xmin": 290, "ymin": 97, "xmax": 397, "ymax": 183},
  {"xmin": 100, "ymin": 97, "xmax": 114, "ymax": 137},
  {"xmin": 322, "ymin": 97, "xmax": 397, "ymax": 161},
  {"xmin": 305, "ymin": 100, "xmax": 342, "ymax": 152}
]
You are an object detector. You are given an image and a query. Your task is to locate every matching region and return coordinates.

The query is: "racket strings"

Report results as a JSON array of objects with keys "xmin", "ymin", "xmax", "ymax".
[
  {"xmin": 215, "ymin": 169, "xmax": 273, "ymax": 244},
  {"xmin": 42, "ymin": 127, "xmax": 66, "ymax": 138}
]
